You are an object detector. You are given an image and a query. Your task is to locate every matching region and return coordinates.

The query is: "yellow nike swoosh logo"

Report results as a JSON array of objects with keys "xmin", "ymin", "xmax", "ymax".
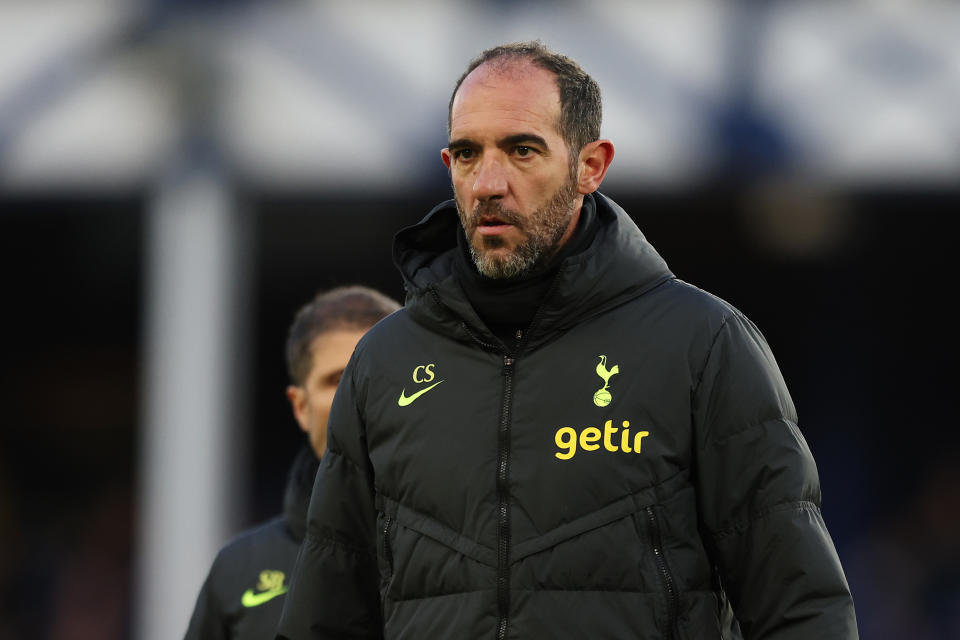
[
  {"xmin": 398, "ymin": 380, "xmax": 444, "ymax": 407},
  {"xmin": 241, "ymin": 586, "xmax": 288, "ymax": 608}
]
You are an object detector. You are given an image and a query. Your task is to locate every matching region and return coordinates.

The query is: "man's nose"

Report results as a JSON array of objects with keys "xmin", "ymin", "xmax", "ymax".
[{"xmin": 473, "ymin": 155, "xmax": 508, "ymax": 200}]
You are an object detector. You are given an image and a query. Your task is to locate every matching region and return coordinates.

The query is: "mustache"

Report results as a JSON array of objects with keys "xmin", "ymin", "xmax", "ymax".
[{"xmin": 468, "ymin": 200, "xmax": 524, "ymax": 227}]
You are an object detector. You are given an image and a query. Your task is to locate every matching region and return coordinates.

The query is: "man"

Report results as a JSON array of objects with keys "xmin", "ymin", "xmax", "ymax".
[
  {"xmin": 184, "ymin": 286, "xmax": 400, "ymax": 640},
  {"xmin": 277, "ymin": 42, "xmax": 858, "ymax": 639}
]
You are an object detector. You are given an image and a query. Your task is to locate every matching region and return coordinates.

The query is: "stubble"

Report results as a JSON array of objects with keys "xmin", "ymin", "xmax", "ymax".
[{"xmin": 456, "ymin": 175, "xmax": 580, "ymax": 279}]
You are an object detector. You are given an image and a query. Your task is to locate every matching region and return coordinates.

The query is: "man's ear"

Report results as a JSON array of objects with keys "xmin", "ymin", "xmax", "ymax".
[
  {"xmin": 441, "ymin": 148, "xmax": 452, "ymax": 169},
  {"xmin": 286, "ymin": 385, "xmax": 309, "ymax": 433},
  {"xmin": 577, "ymin": 139, "xmax": 615, "ymax": 194}
]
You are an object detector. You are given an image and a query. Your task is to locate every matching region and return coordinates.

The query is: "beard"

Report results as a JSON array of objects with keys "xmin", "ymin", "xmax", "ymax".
[{"xmin": 456, "ymin": 174, "xmax": 580, "ymax": 280}]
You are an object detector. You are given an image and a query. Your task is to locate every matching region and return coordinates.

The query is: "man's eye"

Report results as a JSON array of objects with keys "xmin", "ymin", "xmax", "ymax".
[
  {"xmin": 454, "ymin": 149, "xmax": 474, "ymax": 160},
  {"xmin": 515, "ymin": 146, "xmax": 533, "ymax": 157}
]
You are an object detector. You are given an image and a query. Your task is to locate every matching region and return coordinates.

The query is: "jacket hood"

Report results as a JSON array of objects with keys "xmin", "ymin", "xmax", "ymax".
[{"xmin": 392, "ymin": 192, "xmax": 674, "ymax": 351}]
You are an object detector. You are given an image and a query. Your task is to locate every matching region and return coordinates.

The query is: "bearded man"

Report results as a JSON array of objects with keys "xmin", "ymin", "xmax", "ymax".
[{"xmin": 276, "ymin": 41, "xmax": 858, "ymax": 640}]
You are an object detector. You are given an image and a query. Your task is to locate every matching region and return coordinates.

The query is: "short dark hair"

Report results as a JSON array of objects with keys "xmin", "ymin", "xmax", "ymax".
[
  {"xmin": 285, "ymin": 285, "xmax": 400, "ymax": 386},
  {"xmin": 448, "ymin": 40, "xmax": 602, "ymax": 156}
]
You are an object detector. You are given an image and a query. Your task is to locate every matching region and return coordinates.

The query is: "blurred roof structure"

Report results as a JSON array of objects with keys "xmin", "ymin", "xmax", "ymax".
[{"xmin": 1, "ymin": 0, "xmax": 958, "ymax": 193}]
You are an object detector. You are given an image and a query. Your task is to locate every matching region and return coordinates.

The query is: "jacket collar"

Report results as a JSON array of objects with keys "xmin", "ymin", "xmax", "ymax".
[
  {"xmin": 392, "ymin": 192, "xmax": 674, "ymax": 352},
  {"xmin": 283, "ymin": 444, "xmax": 319, "ymax": 541}
]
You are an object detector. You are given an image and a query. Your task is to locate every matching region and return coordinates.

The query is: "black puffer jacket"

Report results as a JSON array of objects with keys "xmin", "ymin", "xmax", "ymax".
[
  {"xmin": 277, "ymin": 193, "xmax": 858, "ymax": 639},
  {"xmin": 185, "ymin": 446, "xmax": 317, "ymax": 640}
]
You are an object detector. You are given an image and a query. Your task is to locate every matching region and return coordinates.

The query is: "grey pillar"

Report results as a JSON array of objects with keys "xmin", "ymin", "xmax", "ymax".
[{"xmin": 135, "ymin": 162, "xmax": 249, "ymax": 640}]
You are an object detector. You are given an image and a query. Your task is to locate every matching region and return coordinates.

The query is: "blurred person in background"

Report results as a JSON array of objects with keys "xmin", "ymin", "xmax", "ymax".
[
  {"xmin": 184, "ymin": 286, "xmax": 400, "ymax": 640},
  {"xmin": 277, "ymin": 41, "xmax": 858, "ymax": 639}
]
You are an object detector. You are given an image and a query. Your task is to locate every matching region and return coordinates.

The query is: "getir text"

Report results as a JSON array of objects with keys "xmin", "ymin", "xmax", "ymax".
[{"xmin": 554, "ymin": 420, "xmax": 649, "ymax": 460}]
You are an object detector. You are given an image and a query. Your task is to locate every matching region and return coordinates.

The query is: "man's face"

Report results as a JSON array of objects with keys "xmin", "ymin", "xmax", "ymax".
[
  {"xmin": 286, "ymin": 327, "xmax": 368, "ymax": 458},
  {"xmin": 442, "ymin": 61, "xmax": 583, "ymax": 279}
]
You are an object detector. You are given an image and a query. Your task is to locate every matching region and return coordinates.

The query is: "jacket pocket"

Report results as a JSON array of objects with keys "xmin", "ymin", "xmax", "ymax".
[
  {"xmin": 676, "ymin": 591, "xmax": 731, "ymax": 640},
  {"xmin": 644, "ymin": 505, "xmax": 680, "ymax": 640},
  {"xmin": 376, "ymin": 511, "xmax": 395, "ymax": 590}
]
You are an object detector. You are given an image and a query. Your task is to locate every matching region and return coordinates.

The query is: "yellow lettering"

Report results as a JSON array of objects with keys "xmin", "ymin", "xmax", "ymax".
[
  {"xmin": 413, "ymin": 364, "xmax": 435, "ymax": 383},
  {"xmin": 603, "ymin": 419, "xmax": 618, "ymax": 452},
  {"xmin": 555, "ymin": 427, "xmax": 577, "ymax": 460},
  {"xmin": 580, "ymin": 427, "xmax": 601, "ymax": 451},
  {"xmin": 553, "ymin": 421, "xmax": 651, "ymax": 461},
  {"xmin": 634, "ymin": 430, "xmax": 650, "ymax": 452},
  {"xmin": 257, "ymin": 570, "xmax": 285, "ymax": 591}
]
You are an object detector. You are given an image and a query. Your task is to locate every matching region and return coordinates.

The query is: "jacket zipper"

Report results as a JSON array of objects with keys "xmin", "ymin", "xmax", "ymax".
[
  {"xmin": 646, "ymin": 506, "xmax": 679, "ymax": 639},
  {"xmin": 497, "ymin": 355, "xmax": 515, "ymax": 640},
  {"xmin": 426, "ymin": 285, "xmax": 521, "ymax": 638}
]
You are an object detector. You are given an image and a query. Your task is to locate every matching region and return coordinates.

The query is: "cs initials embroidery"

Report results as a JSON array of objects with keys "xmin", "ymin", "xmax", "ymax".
[{"xmin": 398, "ymin": 364, "xmax": 444, "ymax": 407}]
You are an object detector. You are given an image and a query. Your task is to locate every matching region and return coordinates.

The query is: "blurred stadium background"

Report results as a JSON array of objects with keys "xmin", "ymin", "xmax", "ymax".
[{"xmin": 1, "ymin": 1, "xmax": 958, "ymax": 638}]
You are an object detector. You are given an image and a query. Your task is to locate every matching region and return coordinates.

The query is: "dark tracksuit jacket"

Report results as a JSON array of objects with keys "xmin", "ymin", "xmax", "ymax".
[
  {"xmin": 277, "ymin": 193, "xmax": 858, "ymax": 639},
  {"xmin": 185, "ymin": 446, "xmax": 318, "ymax": 640}
]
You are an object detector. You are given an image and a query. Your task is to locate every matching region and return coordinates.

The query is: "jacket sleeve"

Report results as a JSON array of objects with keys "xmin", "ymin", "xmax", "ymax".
[
  {"xmin": 692, "ymin": 312, "xmax": 858, "ymax": 639},
  {"xmin": 276, "ymin": 355, "xmax": 383, "ymax": 640},
  {"xmin": 183, "ymin": 562, "xmax": 229, "ymax": 640}
]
